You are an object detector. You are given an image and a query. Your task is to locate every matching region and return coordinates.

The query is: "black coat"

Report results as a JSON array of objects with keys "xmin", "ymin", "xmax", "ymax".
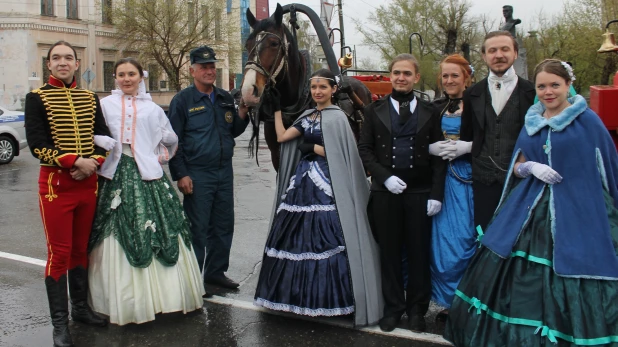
[
  {"xmin": 358, "ymin": 96, "xmax": 446, "ymax": 201},
  {"xmin": 460, "ymin": 77, "xmax": 535, "ymax": 157}
]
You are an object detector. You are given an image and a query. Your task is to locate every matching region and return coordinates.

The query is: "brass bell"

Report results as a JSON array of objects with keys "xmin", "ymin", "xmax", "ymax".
[
  {"xmin": 338, "ymin": 53, "xmax": 353, "ymax": 68},
  {"xmin": 598, "ymin": 29, "xmax": 618, "ymax": 53}
]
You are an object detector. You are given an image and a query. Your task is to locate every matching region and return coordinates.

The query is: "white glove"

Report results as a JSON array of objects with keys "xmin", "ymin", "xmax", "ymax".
[
  {"xmin": 94, "ymin": 135, "xmax": 117, "ymax": 151},
  {"xmin": 518, "ymin": 161, "xmax": 562, "ymax": 184},
  {"xmin": 427, "ymin": 199, "xmax": 442, "ymax": 216},
  {"xmin": 384, "ymin": 176, "xmax": 407, "ymax": 194},
  {"xmin": 441, "ymin": 140, "xmax": 472, "ymax": 161},
  {"xmin": 429, "ymin": 140, "xmax": 454, "ymax": 160}
]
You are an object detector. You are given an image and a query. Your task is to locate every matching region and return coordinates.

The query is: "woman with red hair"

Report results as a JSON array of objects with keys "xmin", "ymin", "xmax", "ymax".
[{"xmin": 428, "ymin": 54, "xmax": 475, "ymax": 321}]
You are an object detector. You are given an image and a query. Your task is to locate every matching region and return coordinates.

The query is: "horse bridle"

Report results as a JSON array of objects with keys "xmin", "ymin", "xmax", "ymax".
[{"xmin": 245, "ymin": 30, "xmax": 289, "ymax": 87}]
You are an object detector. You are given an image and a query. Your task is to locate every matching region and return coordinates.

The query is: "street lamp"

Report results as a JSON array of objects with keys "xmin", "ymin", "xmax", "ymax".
[{"xmin": 409, "ymin": 32, "xmax": 424, "ymax": 55}]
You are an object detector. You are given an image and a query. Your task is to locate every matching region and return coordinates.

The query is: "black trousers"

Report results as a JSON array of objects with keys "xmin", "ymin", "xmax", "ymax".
[
  {"xmin": 369, "ymin": 191, "xmax": 431, "ymax": 318},
  {"xmin": 472, "ymin": 180, "xmax": 504, "ymax": 232}
]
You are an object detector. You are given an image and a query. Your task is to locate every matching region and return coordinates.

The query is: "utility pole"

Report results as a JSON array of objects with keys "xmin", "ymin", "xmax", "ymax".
[{"xmin": 337, "ymin": 0, "xmax": 345, "ymax": 51}]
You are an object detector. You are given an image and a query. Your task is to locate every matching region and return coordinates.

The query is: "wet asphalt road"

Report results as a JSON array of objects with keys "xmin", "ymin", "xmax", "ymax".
[{"xmin": 0, "ymin": 130, "xmax": 451, "ymax": 347}]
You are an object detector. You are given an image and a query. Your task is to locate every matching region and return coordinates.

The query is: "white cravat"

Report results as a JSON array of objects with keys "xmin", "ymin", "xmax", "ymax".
[{"xmin": 488, "ymin": 67, "xmax": 518, "ymax": 115}]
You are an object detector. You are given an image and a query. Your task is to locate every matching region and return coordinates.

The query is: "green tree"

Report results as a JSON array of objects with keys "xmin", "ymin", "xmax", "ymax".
[
  {"xmin": 105, "ymin": 0, "xmax": 240, "ymax": 91},
  {"xmin": 356, "ymin": 0, "xmax": 479, "ymax": 92},
  {"xmin": 523, "ymin": 0, "xmax": 608, "ymax": 93}
]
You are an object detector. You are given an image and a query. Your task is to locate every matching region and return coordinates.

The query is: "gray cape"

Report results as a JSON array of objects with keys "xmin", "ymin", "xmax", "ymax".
[{"xmin": 271, "ymin": 105, "xmax": 384, "ymax": 326}]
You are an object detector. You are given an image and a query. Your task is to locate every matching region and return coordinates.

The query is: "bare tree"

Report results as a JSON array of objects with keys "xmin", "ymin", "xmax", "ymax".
[
  {"xmin": 105, "ymin": 0, "xmax": 240, "ymax": 91},
  {"xmin": 436, "ymin": 0, "xmax": 471, "ymax": 54}
]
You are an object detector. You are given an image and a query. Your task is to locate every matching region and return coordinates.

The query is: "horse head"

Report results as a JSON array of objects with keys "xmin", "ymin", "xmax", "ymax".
[{"xmin": 241, "ymin": 4, "xmax": 298, "ymax": 108}]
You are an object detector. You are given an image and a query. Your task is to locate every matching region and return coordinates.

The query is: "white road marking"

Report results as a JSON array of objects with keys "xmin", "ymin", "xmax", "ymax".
[
  {"xmin": 206, "ymin": 295, "xmax": 452, "ymax": 345},
  {"xmin": 0, "ymin": 251, "xmax": 46, "ymax": 267},
  {"xmin": 1, "ymin": 251, "xmax": 452, "ymax": 345}
]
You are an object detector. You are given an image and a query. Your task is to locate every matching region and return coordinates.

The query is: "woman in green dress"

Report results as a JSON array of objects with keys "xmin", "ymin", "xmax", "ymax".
[
  {"xmin": 445, "ymin": 59, "xmax": 618, "ymax": 346},
  {"xmin": 88, "ymin": 58, "xmax": 204, "ymax": 325}
]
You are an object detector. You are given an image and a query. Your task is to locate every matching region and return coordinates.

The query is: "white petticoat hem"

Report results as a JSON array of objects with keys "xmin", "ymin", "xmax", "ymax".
[
  {"xmin": 88, "ymin": 235, "xmax": 205, "ymax": 325},
  {"xmin": 254, "ymin": 297, "xmax": 354, "ymax": 317}
]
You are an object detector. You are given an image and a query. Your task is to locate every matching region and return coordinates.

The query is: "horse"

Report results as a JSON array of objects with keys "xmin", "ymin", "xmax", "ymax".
[{"xmin": 240, "ymin": 3, "xmax": 372, "ymax": 172}]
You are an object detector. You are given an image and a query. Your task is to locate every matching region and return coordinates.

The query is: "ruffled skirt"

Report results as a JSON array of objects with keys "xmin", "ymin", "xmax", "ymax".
[{"xmin": 254, "ymin": 156, "xmax": 355, "ymax": 316}]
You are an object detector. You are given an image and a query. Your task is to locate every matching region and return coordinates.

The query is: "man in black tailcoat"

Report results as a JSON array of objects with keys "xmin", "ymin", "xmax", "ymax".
[{"xmin": 358, "ymin": 53, "xmax": 446, "ymax": 333}]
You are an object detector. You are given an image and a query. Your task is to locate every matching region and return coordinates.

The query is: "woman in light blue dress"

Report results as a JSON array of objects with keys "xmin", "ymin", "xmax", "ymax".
[{"xmin": 428, "ymin": 54, "xmax": 475, "ymax": 321}]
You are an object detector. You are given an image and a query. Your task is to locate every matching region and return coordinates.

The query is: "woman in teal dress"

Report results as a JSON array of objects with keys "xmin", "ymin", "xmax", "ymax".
[
  {"xmin": 428, "ymin": 54, "xmax": 475, "ymax": 322},
  {"xmin": 445, "ymin": 59, "xmax": 618, "ymax": 346}
]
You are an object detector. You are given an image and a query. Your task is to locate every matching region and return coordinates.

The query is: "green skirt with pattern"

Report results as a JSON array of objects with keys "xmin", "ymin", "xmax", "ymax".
[
  {"xmin": 89, "ymin": 155, "xmax": 192, "ymax": 268},
  {"xmin": 445, "ymin": 188, "xmax": 618, "ymax": 346}
]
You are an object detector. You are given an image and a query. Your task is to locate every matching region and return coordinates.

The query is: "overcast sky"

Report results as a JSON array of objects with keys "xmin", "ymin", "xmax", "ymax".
[{"xmin": 268, "ymin": 0, "xmax": 566, "ymax": 65}]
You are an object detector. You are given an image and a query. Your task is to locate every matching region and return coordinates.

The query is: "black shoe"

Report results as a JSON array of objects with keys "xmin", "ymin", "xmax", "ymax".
[
  {"xmin": 407, "ymin": 314, "xmax": 427, "ymax": 333},
  {"xmin": 435, "ymin": 309, "xmax": 448, "ymax": 323},
  {"xmin": 379, "ymin": 315, "xmax": 401, "ymax": 332},
  {"xmin": 204, "ymin": 275, "xmax": 239, "ymax": 289},
  {"xmin": 45, "ymin": 275, "xmax": 74, "ymax": 347},
  {"xmin": 68, "ymin": 266, "xmax": 108, "ymax": 327},
  {"xmin": 203, "ymin": 291, "xmax": 213, "ymax": 298}
]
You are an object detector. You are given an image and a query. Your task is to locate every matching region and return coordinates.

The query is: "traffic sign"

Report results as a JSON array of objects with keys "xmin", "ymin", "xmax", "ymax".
[{"xmin": 82, "ymin": 68, "xmax": 96, "ymax": 84}]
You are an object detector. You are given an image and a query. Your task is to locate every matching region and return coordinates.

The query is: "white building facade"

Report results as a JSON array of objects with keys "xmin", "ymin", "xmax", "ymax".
[{"xmin": 0, "ymin": 0, "xmax": 248, "ymax": 110}]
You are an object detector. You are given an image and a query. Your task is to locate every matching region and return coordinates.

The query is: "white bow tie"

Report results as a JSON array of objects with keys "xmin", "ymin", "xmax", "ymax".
[{"xmin": 488, "ymin": 74, "xmax": 517, "ymax": 91}]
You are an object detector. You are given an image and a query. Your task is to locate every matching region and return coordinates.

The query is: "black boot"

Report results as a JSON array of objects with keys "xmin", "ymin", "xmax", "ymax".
[
  {"xmin": 45, "ymin": 275, "xmax": 74, "ymax": 347},
  {"xmin": 68, "ymin": 266, "xmax": 108, "ymax": 327}
]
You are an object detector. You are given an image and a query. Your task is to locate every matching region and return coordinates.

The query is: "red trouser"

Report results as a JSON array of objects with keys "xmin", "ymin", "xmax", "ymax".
[{"xmin": 37, "ymin": 166, "xmax": 98, "ymax": 280}]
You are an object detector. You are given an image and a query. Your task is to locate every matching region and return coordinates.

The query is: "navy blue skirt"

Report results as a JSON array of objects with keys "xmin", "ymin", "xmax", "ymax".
[{"xmin": 254, "ymin": 155, "xmax": 355, "ymax": 316}]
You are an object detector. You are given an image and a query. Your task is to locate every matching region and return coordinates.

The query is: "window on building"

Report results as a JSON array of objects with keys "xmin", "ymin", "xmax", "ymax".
[
  {"xmin": 188, "ymin": 1, "xmax": 196, "ymax": 31},
  {"xmin": 124, "ymin": 0, "xmax": 135, "ymax": 19},
  {"xmin": 216, "ymin": 68, "xmax": 222, "ymax": 88},
  {"xmin": 102, "ymin": 0, "xmax": 112, "ymax": 24},
  {"xmin": 148, "ymin": 64, "xmax": 160, "ymax": 92},
  {"xmin": 42, "ymin": 57, "xmax": 51, "ymax": 85},
  {"xmin": 66, "ymin": 0, "xmax": 78, "ymax": 19},
  {"xmin": 226, "ymin": 0, "xmax": 232, "ymax": 13},
  {"xmin": 41, "ymin": 0, "xmax": 54, "ymax": 16},
  {"xmin": 202, "ymin": 5, "xmax": 210, "ymax": 39},
  {"xmin": 103, "ymin": 61, "xmax": 115, "ymax": 91},
  {"xmin": 215, "ymin": 9, "xmax": 221, "ymax": 40}
]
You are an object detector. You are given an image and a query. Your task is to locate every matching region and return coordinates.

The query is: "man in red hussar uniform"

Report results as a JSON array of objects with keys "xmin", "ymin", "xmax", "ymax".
[{"xmin": 25, "ymin": 40, "xmax": 111, "ymax": 347}]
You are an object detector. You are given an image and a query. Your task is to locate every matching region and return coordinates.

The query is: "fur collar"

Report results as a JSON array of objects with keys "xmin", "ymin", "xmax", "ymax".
[{"xmin": 524, "ymin": 94, "xmax": 587, "ymax": 135}]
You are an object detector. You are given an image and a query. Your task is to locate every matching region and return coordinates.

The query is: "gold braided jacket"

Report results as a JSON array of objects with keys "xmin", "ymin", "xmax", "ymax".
[{"xmin": 25, "ymin": 80, "xmax": 111, "ymax": 168}]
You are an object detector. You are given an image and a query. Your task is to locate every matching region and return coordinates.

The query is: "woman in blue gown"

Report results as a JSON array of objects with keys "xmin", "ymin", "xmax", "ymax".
[
  {"xmin": 445, "ymin": 58, "xmax": 618, "ymax": 347},
  {"xmin": 427, "ymin": 54, "xmax": 475, "ymax": 321},
  {"xmin": 254, "ymin": 69, "xmax": 383, "ymax": 326}
]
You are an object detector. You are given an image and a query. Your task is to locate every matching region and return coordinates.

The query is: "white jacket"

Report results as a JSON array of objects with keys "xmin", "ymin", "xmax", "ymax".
[{"xmin": 99, "ymin": 90, "xmax": 178, "ymax": 180}]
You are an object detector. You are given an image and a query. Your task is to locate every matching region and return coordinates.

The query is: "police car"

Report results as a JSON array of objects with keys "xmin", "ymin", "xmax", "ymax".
[{"xmin": 0, "ymin": 106, "xmax": 27, "ymax": 164}]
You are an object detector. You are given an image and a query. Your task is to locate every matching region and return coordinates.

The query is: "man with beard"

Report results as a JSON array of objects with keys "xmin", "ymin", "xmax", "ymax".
[
  {"xmin": 440, "ymin": 31, "xmax": 535, "ymax": 231},
  {"xmin": 359, "ymin": 54, "xmax": 446, "ymax": 332}
]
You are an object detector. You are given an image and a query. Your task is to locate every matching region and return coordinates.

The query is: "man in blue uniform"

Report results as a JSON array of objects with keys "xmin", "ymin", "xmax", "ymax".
[{"xmin": 169, "ymin": 46, "xmax": 250, "ymax": 290}]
